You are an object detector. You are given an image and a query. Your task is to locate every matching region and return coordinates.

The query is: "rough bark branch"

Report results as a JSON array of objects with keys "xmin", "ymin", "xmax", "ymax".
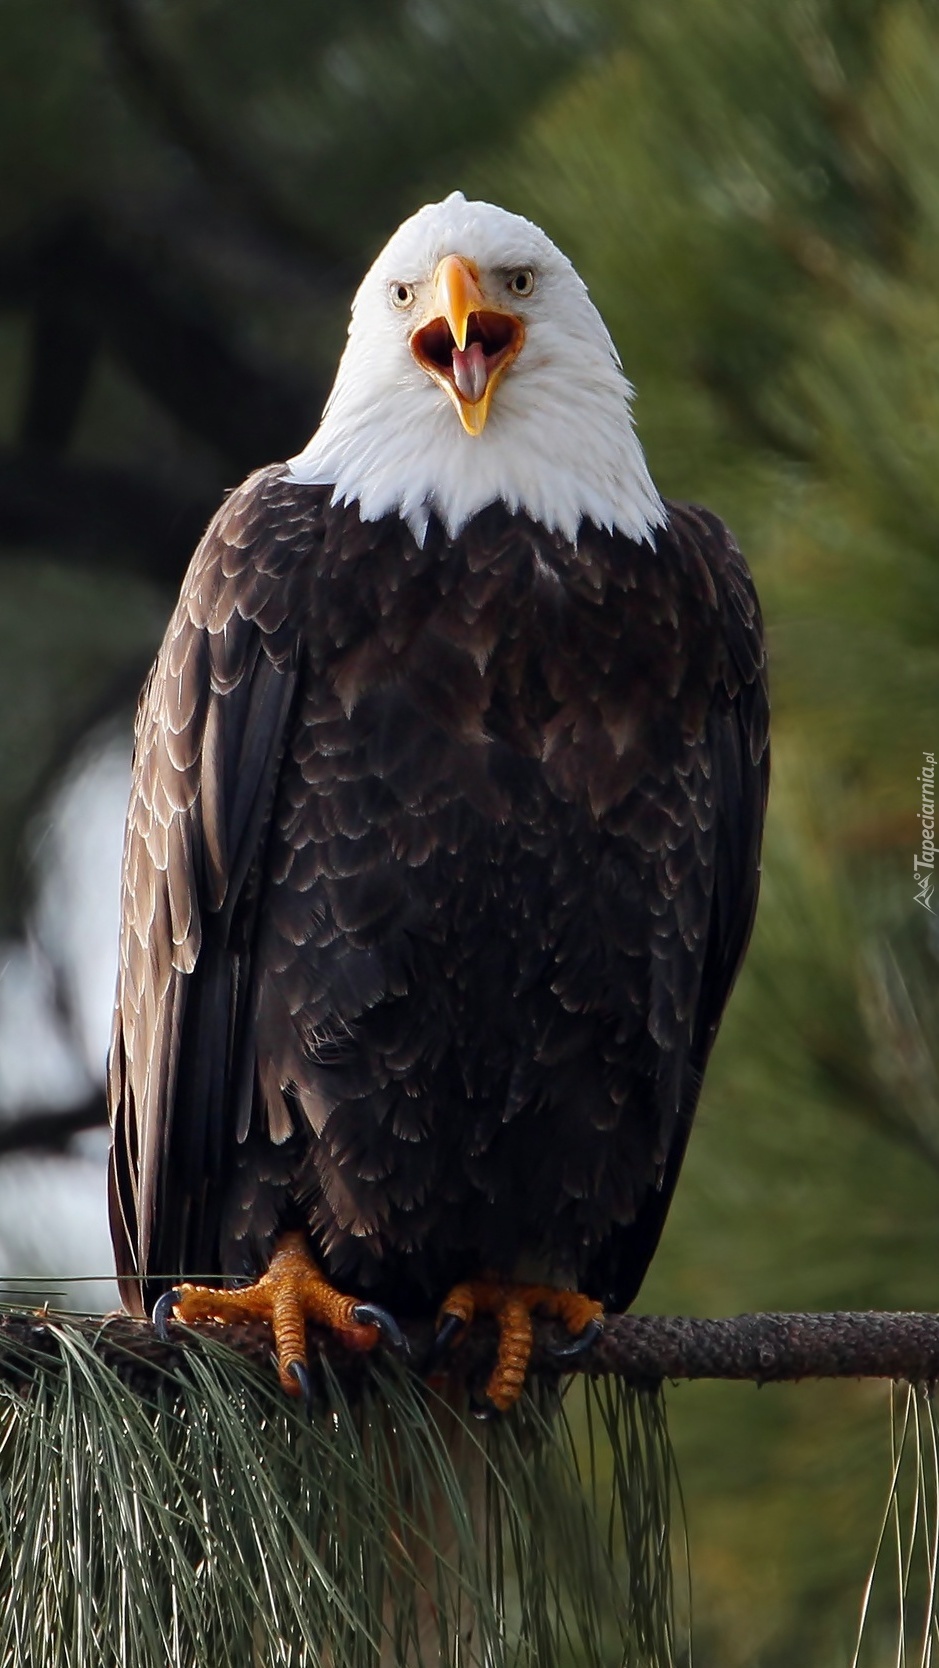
[{"xmin": 3, "ymin": 1307, "xmax": 939, "ymax": 1399}]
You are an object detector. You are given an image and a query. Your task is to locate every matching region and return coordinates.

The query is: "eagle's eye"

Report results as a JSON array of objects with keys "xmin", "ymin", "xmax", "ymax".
[
  {"xmin": 507, "ymin": 269, "xmax": 535, "ymax": 298},
  {"xmin": 390, "ymin": 281, "xmax": 416, "ymax": 310}
]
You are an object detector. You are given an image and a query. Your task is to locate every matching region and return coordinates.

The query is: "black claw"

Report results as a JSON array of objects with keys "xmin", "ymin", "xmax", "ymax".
[
  {"xmin": 352, "ymin": 1302, "xmax": 409, "ymax": 1356},
  {"xmin": 287, "ymin": 1360, "xmax": 315, "ymax": 1413},
  {"xmin": 425, "ymin": 1311, "xmax": 464, "ymax": 1371},
  {"xmin": 469, "ymin": 1391, "xmax": 499, "ymax": 1422},
  {"xmin": 151, "ymin": 1289, "xmax": 181, "ymax": 1343},
  {"xmin": 545, "ymin": 1316, "xmax": 603, "ymax": 1362}
]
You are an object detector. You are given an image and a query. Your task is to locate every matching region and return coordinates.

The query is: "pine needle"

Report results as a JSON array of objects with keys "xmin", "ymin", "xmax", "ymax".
[
  {"xmin": 0, "ymin": 1314, "xmax": 679, "ymax": 1667},
  {"xmin": 852, "ymin": 1386, "xmax": 939, "ymax": 1668}
]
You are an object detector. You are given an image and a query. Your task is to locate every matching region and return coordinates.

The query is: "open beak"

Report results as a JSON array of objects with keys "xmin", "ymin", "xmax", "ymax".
[{"xmin": 409, "ymin": 254, "xmax": 525, "ymax": 436}]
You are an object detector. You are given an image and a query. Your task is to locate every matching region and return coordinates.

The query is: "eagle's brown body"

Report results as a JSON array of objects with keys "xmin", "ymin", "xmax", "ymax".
[{"xmin": 108, "ymin": 465, "xmax": 767, "ymax": 1321}]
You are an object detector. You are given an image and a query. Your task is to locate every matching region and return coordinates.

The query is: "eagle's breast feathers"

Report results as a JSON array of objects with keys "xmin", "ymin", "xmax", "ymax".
[{"xmin": 109, "ymin": 465, "xmax": 768, "ymax": 1318}]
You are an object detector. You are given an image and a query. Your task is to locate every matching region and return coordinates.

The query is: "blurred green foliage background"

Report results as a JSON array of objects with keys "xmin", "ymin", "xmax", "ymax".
[{"xmin": 1, "ymin": 0, "xmax": 938, "ymax": 1662}]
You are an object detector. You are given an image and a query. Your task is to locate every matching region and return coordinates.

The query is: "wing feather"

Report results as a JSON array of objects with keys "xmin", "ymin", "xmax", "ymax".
[
  {"xmin": 588, "ymin": 503, "xmax": 769, "ymax": 1308},
  {"xmin": 108, "ymin": 467, "xmax": 311, "ymax": 1313}
]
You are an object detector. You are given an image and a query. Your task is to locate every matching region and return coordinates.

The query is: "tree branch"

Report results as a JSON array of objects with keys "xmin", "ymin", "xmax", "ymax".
[
  {"xmin": 0, "ymin": 1095, "xmax": 108, "ymax": 1159},
  {"xmin": 84, "ymin": 0, "xmax": 347, "ymax": 266},
  {"xmin": 0, "ymin": 447, "xmax": 213, "ymax": 586},
  {"xmin": 4, "ymin": 1307, "xmax": 939, "ymax": 1398},
  {"xmin": 0, "ymin": 219, "xmax": 322, "ymax": 477},
  {"xmin": 589, "ymin": 1309, "xmax": 939, "ymax": 1385}
]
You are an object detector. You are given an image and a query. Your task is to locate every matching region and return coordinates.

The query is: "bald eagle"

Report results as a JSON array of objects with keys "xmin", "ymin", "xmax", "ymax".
[{"xmin": 108, "ymin": 193, "xmax": 768, "ymax": 1411}]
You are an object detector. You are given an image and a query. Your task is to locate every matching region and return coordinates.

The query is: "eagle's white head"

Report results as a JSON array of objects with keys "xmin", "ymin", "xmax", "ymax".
[{"xmin": 290, "ymin": 192, "xmax": 665, "ymax": 546}]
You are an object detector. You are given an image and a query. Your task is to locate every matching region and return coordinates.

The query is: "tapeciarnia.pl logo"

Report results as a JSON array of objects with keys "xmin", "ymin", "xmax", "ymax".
[{"xmin": 915, "ymin": 750, "xmax": 936, "ymax": 913}]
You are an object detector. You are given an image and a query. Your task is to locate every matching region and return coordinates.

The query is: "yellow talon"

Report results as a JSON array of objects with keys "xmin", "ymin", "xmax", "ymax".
[
  {"xmin": 165, "ymin": 1231, "xmax": 380, "ymax": 1395},
  {"xmin": 436, "ymin": 1276, "xmax": 603, "ymax": 1412}
]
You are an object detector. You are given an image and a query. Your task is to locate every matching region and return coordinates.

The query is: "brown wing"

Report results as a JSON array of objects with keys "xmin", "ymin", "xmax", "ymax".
[
  {"xmin": 107, "ymin": 466, "xmax": 310, "ymax": 1314},
  {"xmin": 585, "ymin": 502, "xmax": 769, "ymax": 1308}
]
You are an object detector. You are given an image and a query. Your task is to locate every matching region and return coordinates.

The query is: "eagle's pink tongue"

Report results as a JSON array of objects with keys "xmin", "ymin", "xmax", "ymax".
[{"xmin": 452, "ymin": 341, "xmax": 488, "ymax": 403}]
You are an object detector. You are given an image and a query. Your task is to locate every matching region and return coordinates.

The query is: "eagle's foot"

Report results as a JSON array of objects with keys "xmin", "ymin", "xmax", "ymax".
[
  {"xmin": 435, "ymin": 1277, "xmax": 604, "ymax": 1413},
  {"xmin": 153, "ymin": 1231, "xmax": 387, "ymax": 1397}
]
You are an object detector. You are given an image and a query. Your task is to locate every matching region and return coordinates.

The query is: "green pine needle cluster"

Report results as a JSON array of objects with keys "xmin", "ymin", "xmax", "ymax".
[
  {"xmin": 0, "ymin": 1316, "xmax": 678, "ymax": 1668},
  {"xmin": 854, "ymin": 1386, "xmax": 939, "ymax": 1668}
]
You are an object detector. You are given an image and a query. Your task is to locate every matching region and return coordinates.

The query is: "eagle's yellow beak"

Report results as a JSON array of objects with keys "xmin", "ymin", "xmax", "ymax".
[{"xmin": 410, "ymin": 254, "xmax": 525, "ymax": 437}]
